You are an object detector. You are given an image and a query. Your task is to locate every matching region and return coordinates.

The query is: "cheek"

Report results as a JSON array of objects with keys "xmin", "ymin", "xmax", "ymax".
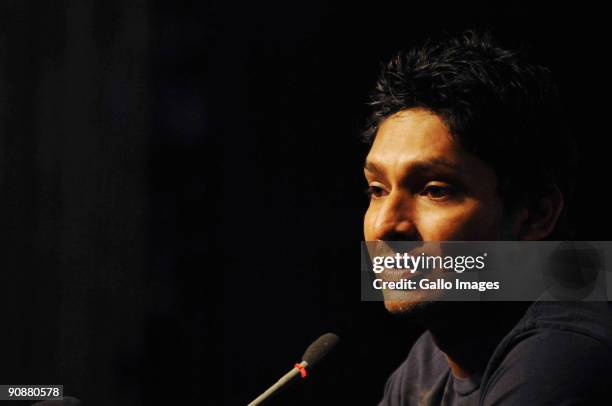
[
  {"xmin": 418, "ymin": 200, "xmax": 503, "ymax": 240},
  {"xmin": 363, "ymin": 205, "xmax": 376, "ymax": 240}
]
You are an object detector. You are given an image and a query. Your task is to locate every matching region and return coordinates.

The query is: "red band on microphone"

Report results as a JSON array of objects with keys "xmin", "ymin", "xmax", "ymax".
[{"xmin": 294, "ymin": 363, "xmax": 307, "ymax": 378}]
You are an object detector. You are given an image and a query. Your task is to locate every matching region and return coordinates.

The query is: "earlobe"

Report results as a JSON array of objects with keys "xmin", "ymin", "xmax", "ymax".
[{"xmin": 519, "ymin": 185, "xmax": 564, "ymax": 241}]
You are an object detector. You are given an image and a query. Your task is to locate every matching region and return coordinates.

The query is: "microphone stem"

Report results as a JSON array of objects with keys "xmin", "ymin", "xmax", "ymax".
[{"xmin": 247, "ymin": 361, "xmax": 308, "ymax": 406}]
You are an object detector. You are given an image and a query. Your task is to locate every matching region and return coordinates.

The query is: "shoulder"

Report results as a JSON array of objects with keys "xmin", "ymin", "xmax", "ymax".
[
  {"xmin": 525, "ymin": 301, "xmax": 612, "ymax": 345},
  {"xmin": 481, "ymin": 301, "xmax": 612, "ymax": 405}
]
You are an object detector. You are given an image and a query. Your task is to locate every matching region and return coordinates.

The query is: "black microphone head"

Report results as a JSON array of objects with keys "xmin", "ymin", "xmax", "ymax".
[{"xmin": 302, "ymin": 332, "xmax": 340, "ymax": 368}]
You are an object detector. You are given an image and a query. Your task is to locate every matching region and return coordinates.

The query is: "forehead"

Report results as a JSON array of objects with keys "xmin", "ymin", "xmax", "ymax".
[
  {"xmin": 366, "ymin": 108, "xmax": 460, "ymax": 169},
  {"xmin": 365, "ymin": 108, "xmax": 498, "ymax": 190}
]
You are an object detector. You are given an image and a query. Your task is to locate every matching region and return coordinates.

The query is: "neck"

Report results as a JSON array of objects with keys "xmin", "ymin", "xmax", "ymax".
[{"xmin": 423, "ymin": 302, "xmax": 531, "ymax": 379}]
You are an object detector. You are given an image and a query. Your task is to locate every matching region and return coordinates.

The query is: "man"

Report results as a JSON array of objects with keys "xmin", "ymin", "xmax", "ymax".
[{"xmin": 362, "ymin": 31, "xmax": 612, "ymax": 405}]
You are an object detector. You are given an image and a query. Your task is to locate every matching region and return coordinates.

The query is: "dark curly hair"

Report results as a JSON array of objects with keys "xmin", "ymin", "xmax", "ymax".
[{"xmin": 362, "ymin": 30, "xmax": 577, "ymax": 240}]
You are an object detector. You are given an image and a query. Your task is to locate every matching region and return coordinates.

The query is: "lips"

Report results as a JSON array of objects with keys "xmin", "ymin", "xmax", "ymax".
[{"xmin": 379, "ymin": 267, "xmax": 415, "ymax": 281}]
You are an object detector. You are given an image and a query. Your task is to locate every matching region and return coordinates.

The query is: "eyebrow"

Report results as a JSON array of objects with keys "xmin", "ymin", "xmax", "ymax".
[{"xmin": 363, "ymin": 158, "xmax": 460, "ymax": 176}]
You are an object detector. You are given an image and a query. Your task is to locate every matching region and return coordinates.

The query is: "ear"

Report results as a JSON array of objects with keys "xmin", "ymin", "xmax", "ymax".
[{"xmin": 518, "ymin": 185, "xmax": 564, "ymax": 241}]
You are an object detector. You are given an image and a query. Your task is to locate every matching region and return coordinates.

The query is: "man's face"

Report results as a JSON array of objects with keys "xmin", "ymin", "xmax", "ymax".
[{"xmin": 363, "ymin": 108, "xmax": 511, "ymax": 314}]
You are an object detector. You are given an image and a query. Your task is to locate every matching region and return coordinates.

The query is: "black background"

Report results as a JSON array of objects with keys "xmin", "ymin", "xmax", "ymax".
[{"xmin": 0, "ymin": 1, "xmax": 608, "ymax": 405}]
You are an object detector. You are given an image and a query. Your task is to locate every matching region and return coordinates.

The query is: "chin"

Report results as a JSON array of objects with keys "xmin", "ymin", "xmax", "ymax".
[
  {"xmin": 384, "ymin": 299, "xmax": 421, "ymax": 314},
  {"xmin": 383, "ymin": 295, "xmax": 436, "ymax": 319}
]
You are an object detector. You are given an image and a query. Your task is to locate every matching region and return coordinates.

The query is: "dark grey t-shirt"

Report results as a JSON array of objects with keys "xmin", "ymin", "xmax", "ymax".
[{"xmin": 378, "ymin": 301, "xmax": 612, "ymax": 405}]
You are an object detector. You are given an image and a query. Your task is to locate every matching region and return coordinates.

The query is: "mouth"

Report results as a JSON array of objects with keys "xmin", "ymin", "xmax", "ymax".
[{"xmin": 378, "ymin": 267, "xmax": 416, "ymax": 281}]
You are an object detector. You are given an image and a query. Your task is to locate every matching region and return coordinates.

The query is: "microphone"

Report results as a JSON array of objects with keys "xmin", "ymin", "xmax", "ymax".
[{"xmin": 247, "ymin": 332, "xmax": 340, "ymax": 406}]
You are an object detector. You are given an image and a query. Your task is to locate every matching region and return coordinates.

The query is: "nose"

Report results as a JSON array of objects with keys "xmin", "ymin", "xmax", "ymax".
[{"xmin": 371, "ymin": 190, "xmax": 420, "ymax": 241}]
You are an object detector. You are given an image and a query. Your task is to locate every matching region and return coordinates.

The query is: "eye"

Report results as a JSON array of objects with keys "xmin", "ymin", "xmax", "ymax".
[
  {"xmin": 421, "ymin": 184, "xmax": 455, "ymax": 201},
  {"xmin": 365, "ymin": 184, "xmax": 388, "ymax": 199}
]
